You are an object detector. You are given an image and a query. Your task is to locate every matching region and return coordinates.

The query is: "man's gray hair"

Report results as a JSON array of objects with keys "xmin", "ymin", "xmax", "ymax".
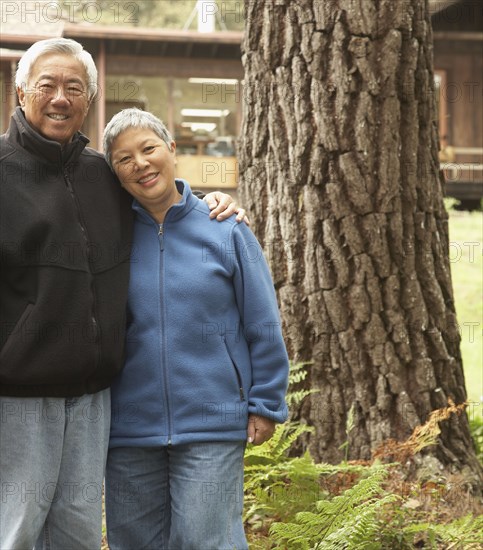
[
  {"xmin": 16, "ymin": 38, "xmax": 98, "ymax": 100},
  {"xmin": 103, "ymin": 108, "xmax": 173, "ymax": 170}
]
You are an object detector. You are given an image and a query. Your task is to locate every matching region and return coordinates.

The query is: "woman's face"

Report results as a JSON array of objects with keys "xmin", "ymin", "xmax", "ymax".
[{"xmin": 111, "ymin": 127, "xmax": 177, "ymax": 206}]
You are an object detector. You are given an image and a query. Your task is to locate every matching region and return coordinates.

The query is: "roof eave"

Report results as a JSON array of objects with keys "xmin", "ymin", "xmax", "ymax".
[{"xmin": 63, "ymin": 23, "xmax": 244, "ymax": 44}]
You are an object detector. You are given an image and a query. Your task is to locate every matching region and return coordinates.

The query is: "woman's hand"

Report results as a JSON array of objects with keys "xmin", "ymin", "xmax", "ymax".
[
  {"xmin": 204, "ymin": 191, "xmax": 250, "ymax": 224},
  {"xmin": 247, "ymin": 414, "xmax": 276, "ymax": 445}
]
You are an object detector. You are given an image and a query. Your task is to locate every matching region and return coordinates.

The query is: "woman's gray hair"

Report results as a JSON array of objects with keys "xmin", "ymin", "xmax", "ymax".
[
  {"xmin": 103, "ymin": 108, "xmax": 173, "ymax": 170},
  {"xmin": 16, "ymin": 38, "xmax": 98, "ymax": 100}
]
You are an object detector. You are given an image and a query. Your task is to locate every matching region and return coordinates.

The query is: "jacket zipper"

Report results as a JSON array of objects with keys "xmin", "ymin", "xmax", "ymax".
[
  {"xmin": 222, "ymin": 336, "xmax": 245, "ymax": 401},
  {"xmin": 64, "ymin": 169, "xmax": 100, "ymax": 365},
  {"xmin": 158, "ymin": 223, "xmax": 171, "ymax": 445}
]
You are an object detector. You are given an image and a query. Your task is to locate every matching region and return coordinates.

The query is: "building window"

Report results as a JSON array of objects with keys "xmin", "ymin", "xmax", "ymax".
[
  {"xmin": 434, "ymin": 70, "xmax": 448, "ymax": 141},
  {"xmin": 104, "ymin": 74, "xmax": 240, "ymax": 188}
]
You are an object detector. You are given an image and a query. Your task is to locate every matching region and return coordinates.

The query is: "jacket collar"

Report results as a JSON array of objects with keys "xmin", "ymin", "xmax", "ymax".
[
  {"xmin": 6, "ymin": 107, "xmax": 89, "ymax": 166},
  {"xmin": 132, "ymin": 179, "xmax": 199, "ymax": 226}
]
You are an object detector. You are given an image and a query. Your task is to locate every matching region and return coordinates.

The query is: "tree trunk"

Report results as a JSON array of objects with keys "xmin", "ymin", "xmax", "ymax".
[{"xmin": 238, "ymin": 0, "xmax": 482, "ymax": 481}]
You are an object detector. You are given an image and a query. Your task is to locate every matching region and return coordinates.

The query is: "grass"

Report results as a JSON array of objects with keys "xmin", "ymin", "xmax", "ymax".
[{"xmin": 448, "ymin": 209, "xmax": 483, "ymax": 419}]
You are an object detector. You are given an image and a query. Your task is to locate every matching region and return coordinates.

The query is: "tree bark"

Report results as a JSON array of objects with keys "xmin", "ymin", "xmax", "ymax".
[{"xmin": 238, "ymin": 0, "xmax": 481, "ymax": 481}]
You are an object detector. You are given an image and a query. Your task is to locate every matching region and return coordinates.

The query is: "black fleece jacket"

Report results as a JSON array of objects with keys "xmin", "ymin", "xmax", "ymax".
[{"xmin": 0, "ymin": 108, "xmax": 133, "ymax": 397}]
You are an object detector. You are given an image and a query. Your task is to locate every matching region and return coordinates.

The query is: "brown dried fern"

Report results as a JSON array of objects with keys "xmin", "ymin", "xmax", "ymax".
[{"xmin": 373, "ymin": 399, "xmax": 467, "ymax": 463}]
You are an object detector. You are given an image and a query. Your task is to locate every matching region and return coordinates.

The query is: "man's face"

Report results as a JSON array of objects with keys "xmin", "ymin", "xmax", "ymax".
[{"xmin": 17, "ymin": 53, "xmax": 91, "ymax": 146}]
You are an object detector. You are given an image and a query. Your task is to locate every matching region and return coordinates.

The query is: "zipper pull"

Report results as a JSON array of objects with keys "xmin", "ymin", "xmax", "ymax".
[{"xmin": 158, "ymin": 224, "xmax": 164, "ymax": 251}]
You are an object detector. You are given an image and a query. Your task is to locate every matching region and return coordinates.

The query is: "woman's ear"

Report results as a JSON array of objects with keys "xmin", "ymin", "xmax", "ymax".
[{"xmin": 170, "ymin": 140, "xmax": 177, "ymax": 165}]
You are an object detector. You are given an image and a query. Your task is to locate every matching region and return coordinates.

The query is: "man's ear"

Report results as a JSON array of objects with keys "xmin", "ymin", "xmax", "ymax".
[
  {"xmin": 85, "ymin": 95, "xmax": 94, "ymax": 115},
  {"xmin": 17, "ymin": 86, "xmax": 26, "ymax": 109}
]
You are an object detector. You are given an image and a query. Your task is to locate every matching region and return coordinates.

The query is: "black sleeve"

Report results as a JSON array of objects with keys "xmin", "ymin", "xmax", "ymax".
[{"xmin": 193, "ymin": 190, "xmax": 205, "ymax": 199}]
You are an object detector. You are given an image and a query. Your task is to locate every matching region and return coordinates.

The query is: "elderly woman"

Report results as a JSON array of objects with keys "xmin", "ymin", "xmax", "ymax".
[{"xmin": 102, "ymin": 108, "xmax": 289, "ymax": 550}]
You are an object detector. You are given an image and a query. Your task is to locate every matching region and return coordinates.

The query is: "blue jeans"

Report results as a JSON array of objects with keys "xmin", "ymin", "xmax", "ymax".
[
  {"xmin": 105, "ymin": 441, "xmax": 248, "ymax": 550},
  {"xmin": 0, "ymin": 390, "xmax": 110, "ymax": 550}
]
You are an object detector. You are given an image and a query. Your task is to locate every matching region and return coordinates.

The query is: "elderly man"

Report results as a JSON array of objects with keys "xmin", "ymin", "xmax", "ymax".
[{"xmin": 0, "ymin": 38, "xmax": 242, "ymax": 549}]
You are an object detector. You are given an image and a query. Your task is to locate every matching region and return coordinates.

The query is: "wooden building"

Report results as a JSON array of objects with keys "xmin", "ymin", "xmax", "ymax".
[
  {"xmin": 0, "ymin": 1, "xmax": 243, "ymax": 190},
  {"xmin": 432, "ymin": 0, "xmax": 483, "ymax": 203},
  {"xmin": 1, "ymin": 0, "xmax": 481, "ymax": 200}
]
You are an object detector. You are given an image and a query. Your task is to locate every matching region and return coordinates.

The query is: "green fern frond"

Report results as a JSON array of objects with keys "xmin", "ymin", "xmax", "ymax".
[
  {"xmin": 269, "ymin": 465, "xmax": 397, "ymax": 549},
  {"xmin": 243, "ymin": 415, "xmax": 319, "ymax": 524},
  {"xmin": 288, "ymin": 361, "xmax": 313, "ymax": 384},
  {"xmin": 245, "ymin": 422, "xmax": 312, "ymax": 467},
  {"xmin": 286, "ymin": 388, "xmax": 319, "ymax": 407},
  {"xmin": 270, "ymin": 517, "xmax": 321, "ymax": 549},
  {"xmin": 318, "ymin": 494, "xmax": 399, "ymax": 550},
  {"xmin": 439, "ymin": 513, "xmax": 483, "ymax": 546},
  {"xmin": 286, "ymin": 361, "xmax": 318, "ymax": 407},
  {"xmin": 401, "ymin": 514, "xmax": 483, "ymax": 548}
]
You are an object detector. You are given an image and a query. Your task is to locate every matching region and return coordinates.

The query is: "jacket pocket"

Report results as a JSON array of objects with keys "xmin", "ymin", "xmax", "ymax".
[
  {"xmin": 223, "ymin": 338, "xmax": 245, "ymax": 401},
  {"xmin": 0, "ymin": 303, "xmax": 34, "ymax": 361}
]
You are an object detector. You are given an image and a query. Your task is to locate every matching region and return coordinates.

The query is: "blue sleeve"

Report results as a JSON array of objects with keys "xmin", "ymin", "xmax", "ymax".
[{"xmin": 231, "ymin": 222, "xmax": 289, "ymax": 423}]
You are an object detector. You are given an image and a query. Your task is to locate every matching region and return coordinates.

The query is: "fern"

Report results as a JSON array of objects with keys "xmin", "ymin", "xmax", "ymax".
[
  {"xmin": 286, "ymin": 361, "xmax": 318, "ymax": 408},
  {"xmin": 339, "ymin": 402, "xmax": 356, "ymax": 462},
  {"xmin": 245, "ymin": 422, "xmax": 311, "ymax": 465},
  {"xmin": 288, "ymin": 361, "xmax": 313, "ymax": 386},
  {"xmin": 269, "ymin": 465, "xmax": 398, "ymax": 549},
  {"xmin": 244, "ymin": 429, "xmax": 321, "ymax": 522},
  {"xmin": 318, "ymin": 494, "xmax": 398, "ymax": 550},
  {"xmin": 244, "ymin": 362, "xmax": 323, "ymax": 524},
  {"xmin": 244, "ymin": 363, "xmax": 483, "ymax": 550},
  {"xmin": 286, "ymin": 388, "xmax": 318, "ymax": 408},
  {"xmin": 400, "ymin": 514, "xmax": 483, "ymax": 549},
  {"xmin": 245, "ymin": 361, "xmax": 374, "ymax": 531},
  {"xmin": 469, "ymin": 414, "xmax": 483, "ymax": 464},
  {"xmin": 437, "ymin": 514, "xmax": 483, "ymax": 547}
]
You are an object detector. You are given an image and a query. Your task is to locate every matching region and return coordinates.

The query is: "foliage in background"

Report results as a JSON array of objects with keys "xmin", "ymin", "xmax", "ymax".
[
  {"xmin": 57, "ymin": 0, "xmax": 245, "ymax": 30},
  {"xmin": 469, "ymin": 415, "xmax": 483, "ymax": 464},
  {"xmin": 447, "ymin": 210, "xmax": 482, "ymax": 419},
  {"xmin": 443, "ymin": 197, "xmax": 461, "ymax": 211},
  {"xmin": 269, "ymin": 465, "xmax": 399, "ymax": 550},
  {"xmin": 244, "ymin": 362, "xmax": 483, "ymax": 550},
  {"xmin": 244, "ymin": 361, "xmax": 322, "ymax": 525}
]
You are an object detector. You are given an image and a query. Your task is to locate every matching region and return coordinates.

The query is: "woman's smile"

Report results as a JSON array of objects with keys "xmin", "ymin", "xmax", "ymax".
[{"xmin": 137, "ymin": 172, "xmax": 160, "ymax": 186}]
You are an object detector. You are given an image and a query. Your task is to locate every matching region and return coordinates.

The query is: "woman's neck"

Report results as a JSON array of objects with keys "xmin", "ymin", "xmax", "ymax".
[{"xmin": 142, "ymin": 190, "xmax": 183, "ymax": 223}]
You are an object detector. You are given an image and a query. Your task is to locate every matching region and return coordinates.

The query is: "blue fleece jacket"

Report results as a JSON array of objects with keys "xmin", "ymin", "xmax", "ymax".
[{"xmin": 109, "ymin": 180, "xmax": 289, "ymax": 447}]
